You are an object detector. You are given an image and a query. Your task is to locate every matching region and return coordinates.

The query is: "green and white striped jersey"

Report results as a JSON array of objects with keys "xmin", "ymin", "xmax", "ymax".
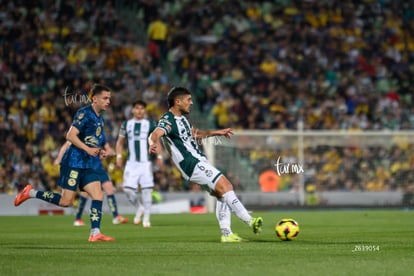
[
  {"xmin": 119, "ymin": 118, "xmax": 156, "ymax": 162},
  {"xmin": 157, "ymin": 111, "xmax": 207, "ymax": 179}
]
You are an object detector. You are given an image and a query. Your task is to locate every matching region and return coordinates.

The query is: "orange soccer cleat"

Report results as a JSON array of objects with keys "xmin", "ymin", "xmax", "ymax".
[
  {"xmin": 14, "ymin": 185, "xmax": 33, "ymax": 206},
  {"xmin": 88, "ymin": 233, "xmax": 115, "ymax": 242}
]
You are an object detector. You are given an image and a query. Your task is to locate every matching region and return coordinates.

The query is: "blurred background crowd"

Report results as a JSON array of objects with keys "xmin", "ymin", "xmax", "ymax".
[{"xmin": 0, "ymin": 0, "xmax": 413, "ymax": 196}]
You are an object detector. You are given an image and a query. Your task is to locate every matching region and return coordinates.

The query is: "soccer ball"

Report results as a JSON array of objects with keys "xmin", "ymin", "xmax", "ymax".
[{"xmin": 275, "ymin": 218, "xmax": 300, "ymax": 241}]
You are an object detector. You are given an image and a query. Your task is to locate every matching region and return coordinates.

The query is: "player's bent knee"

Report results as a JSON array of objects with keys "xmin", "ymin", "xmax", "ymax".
[
  {"xmin": 59, "ymin": 198, "xmax": 73, "ymax": 207},
  {"xmin": 214, "ymin": 176, "xmax": 233, "ymax": 197},
  {"xmin": 214, "ymin": 183, "xmax": 233, "ymax": 198}
]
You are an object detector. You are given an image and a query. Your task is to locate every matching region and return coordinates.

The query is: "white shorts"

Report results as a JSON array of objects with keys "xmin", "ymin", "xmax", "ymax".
[
  {"xmin": 190, "ymin": 161, "xmax": 222, "ymax": 194},
  {"xmin": 122, "ymin": 161, "xmax": 154, "ymax": 190}
]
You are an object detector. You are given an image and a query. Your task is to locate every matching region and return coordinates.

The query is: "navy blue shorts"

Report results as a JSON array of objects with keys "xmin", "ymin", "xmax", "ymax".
[
  {"xmin": 59, "ymin": 166, "xmax": 101, "ymax": 192},
  {"xmin": 96, "ymin": 168, "xmax": 110, "ymax": 184}
]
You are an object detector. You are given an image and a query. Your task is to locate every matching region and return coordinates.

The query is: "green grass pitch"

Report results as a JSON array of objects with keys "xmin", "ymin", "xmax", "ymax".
[{"xmin": 1, "ymin": 210, "xmax": 413, "ymax": 276}]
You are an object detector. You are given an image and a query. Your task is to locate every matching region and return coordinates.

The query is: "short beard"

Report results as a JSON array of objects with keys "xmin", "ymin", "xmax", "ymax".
[{"xmin": 181, "ymin": 108, "xmax": 190, "ymax": 115}]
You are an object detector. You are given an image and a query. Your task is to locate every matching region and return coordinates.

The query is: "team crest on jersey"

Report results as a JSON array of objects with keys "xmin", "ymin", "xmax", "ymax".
[
  {"xmin": 78, "ymin": 113, "xmax": 84, "ymax": 120},
  {"xmin": 68, "ymin": 178, "xmax": 76, "ymax": 186},
  {"xmin": 96, "ymin": 126, "xmax": 102, "ymax": 136},
  {"xmin": 205, "ymin": 169, "xmax": 213, "ymax": 177}
]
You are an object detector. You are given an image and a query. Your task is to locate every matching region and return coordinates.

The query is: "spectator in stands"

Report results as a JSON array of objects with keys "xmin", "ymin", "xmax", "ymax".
[{"xmin": 147, "ymin": 13, "xmax": 168, "ymax": 67}]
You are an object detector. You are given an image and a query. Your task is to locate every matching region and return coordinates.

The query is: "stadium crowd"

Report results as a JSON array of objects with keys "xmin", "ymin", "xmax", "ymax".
[
  {"xmin": 162, "ymin": 0, "xmax": 414, "ymax": 131},
  {"xmin": 0, "ymin": 0, "xmax": 414, "ymax": 195},
  {"xmin": 159, "ymin": 0, "xmax": 414, "ymax": 193},
  {"xmin": 0, "ymin": 0, "xmax": 176, "ymax": 194}
]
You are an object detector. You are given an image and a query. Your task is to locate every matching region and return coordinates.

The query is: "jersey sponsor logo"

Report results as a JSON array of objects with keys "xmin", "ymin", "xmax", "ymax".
[
  {"xmin": 159, "ymin": 118, "xmax": 171, "ymax": 125},
  {"xmin": 180, "ymin": 128, "xmax": 189, "ymax": 141},
  {"xmin": 84, "ymin": 136, "xmax": 98, "ymax": 147},
  {"xmin": 158, "ymin": 119, "xmax": 172, "ymax": 133},
  {"xmin": 69, "ymin": 170, "xmax": 79, "ymax": 179}
]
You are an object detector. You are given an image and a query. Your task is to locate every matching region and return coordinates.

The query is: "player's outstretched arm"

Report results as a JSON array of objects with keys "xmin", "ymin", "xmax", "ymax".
[
  {"xmin": 192, "ymin": 128, "xmax": 234, "ymax": 139},
  {"xmin": 148, "ymin": 128, "xmax": 165, "ymax": 155}
]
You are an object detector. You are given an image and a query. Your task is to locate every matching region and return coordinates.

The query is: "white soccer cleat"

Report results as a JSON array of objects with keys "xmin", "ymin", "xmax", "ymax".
[
  {"xmin": 73, "ymin": 219, "xmax": 85, "ymax": 226},
  {"xmin": 133, "ymin": 217, "xmax": 141, "ymax": 225},
  {"xmin": 143, "ymin": 221, "xmax": 151, "ymax": 228},
  {"xmin": 134, "ymin": 208, "xmax": 144, "ymax": 225},
  {"xmin": 112, "ymin": 215, "xmax": 129, "ymax": 225}
]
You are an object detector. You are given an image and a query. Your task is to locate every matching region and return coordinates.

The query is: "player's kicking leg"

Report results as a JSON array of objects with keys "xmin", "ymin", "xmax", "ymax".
[{"xmin": 214, "ymin": 175, "xmax": 263, "ymax": 236}]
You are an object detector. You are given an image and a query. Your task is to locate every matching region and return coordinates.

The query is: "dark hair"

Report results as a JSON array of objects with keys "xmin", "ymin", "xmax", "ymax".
[
  {"xmin": 167, "ymin": 86, "xmax": 190, "ymax": 107},
  {"xmin": 133, "ymin": 99, "xmax": 147, "ymax": 108},
  {"xmin": 91, "ymin": 83, "xmax": 112, "ymax": 97}
]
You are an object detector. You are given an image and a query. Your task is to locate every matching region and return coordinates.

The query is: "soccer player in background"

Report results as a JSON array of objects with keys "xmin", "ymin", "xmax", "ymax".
[
  {"xmin": 14, "ymin": 84, "xmax": 115, "ymax": 242},
  {"xmin": 148, "ymin": 86, "xmax": 263, "ymax": 242},
  {"xmin": 115, "ymin": 100, "xmax": 163, "ymax": 228},
  {"xmin": 54, "ymin": 141, "xmax": 129, "ymax": 226}
]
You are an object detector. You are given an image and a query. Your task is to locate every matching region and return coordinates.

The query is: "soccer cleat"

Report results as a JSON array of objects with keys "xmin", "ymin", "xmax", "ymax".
[
  {"xmin": 14, "ymin": 184, "xmax": 33, "ymax": 206},
  {"xmin": 112, "ymin": 215, "xmax": 129, "ymax": 225},
  {"xmin": 88, "ymin": 233, "xmax": 115, "ymax": 242},
  {"xmin": 221, "ymin": 233, "xmax": 246, "ymax": 243},
  {"xmin": 251, "ymin": 217, "xmax": 263, "ymax": 234},
  {"xmin": 133, "ymin": 217, "xmax": 141, "ymax": 225},
  {"xmin": 143, "ymin": 221, "xmax": 151, "ymax": 228},
  {"xmin": 134, "ymin": 208, "xmax": 144, "ymax": 225},
  {"xmin": 73, "ymin": 219, "xmax": 85, "ymax": 226}
]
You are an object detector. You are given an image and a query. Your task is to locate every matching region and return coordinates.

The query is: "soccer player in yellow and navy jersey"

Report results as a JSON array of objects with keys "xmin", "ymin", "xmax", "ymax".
[{"xmin": 14, "ymin": 84, "xmax": 115, "ymax": 242}]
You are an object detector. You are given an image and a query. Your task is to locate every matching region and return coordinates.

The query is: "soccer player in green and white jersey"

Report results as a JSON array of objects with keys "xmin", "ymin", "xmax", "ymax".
[
  {"xmin": 116, "ymin": 100, "xmax": 162, "ymax": 228},
  {"xmin": 148, "ymin": 86, "xmax": 263, "ymax": 242}
]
